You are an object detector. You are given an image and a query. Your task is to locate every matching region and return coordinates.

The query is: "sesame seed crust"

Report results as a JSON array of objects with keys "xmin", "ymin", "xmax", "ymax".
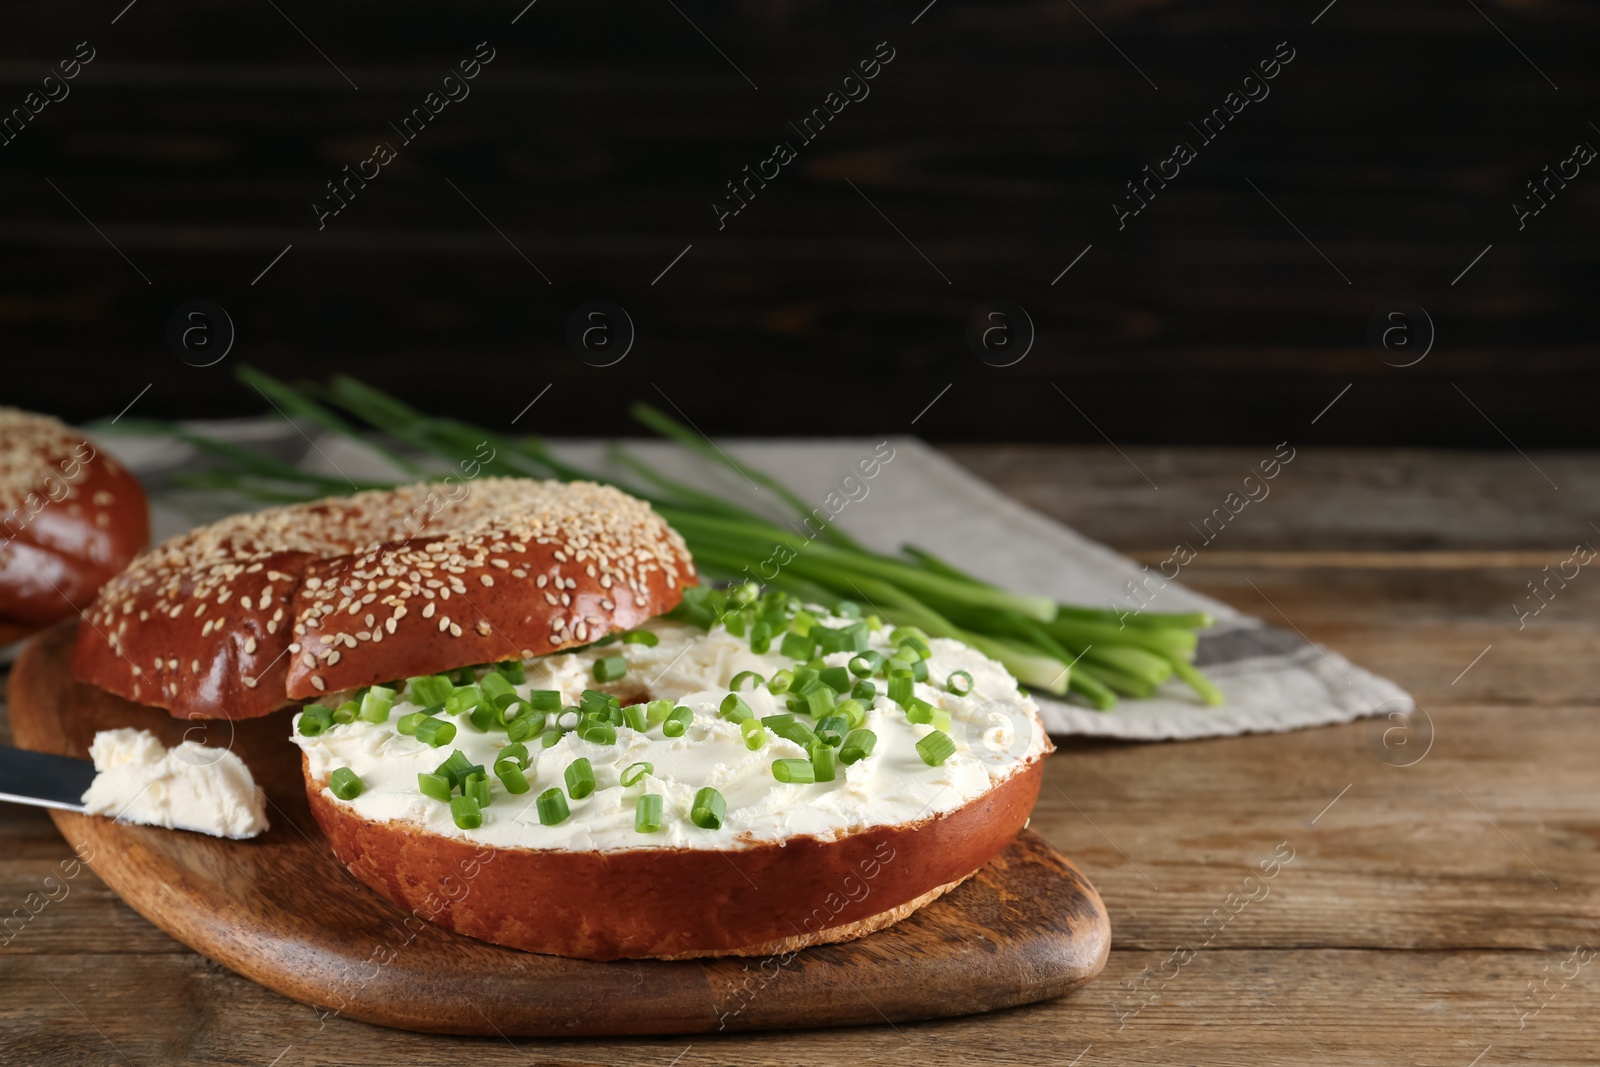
[
  {"xmin": 0, "ymin": 409, "xmax": 149, "ymax": 634},
  {"xmin": 70, "ymin": 478, "xmax": 697, "ymax": 720}
]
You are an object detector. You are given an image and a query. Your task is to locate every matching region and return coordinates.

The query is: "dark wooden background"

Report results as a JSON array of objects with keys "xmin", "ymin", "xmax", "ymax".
[{"xmin": 1, "ymin": 0, "xmax": 1595, "ymax": 444}]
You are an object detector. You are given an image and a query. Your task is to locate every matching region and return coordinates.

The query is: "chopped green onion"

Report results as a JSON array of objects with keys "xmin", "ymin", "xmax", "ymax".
[
  {"xmin": 445, "ymin": 684, "xmax": 482, "ymax": 716},
  {"xmin": 417, "ymin": 772, "xmax": 452, "ymax": 802},
  {"xmin": 646, "ymin": 699, "xmax": 675, "ymax": 727},
  {"xmin": 414, "ymin": 716, "xmax": 456, "ymax": 748},
  {"xmin": 448, "ymin": 666, "xmax": 477, "ymax": 686},
  {"xmin": 887, "ymin": 671, "xmax": 914, "ymax": 708},
  {"xmin": 493, "ymin": 759, "xmax": 530, "ymax": 794},
  {"xmin": 848, "ymin": 651, "xmax": 885, "ymax": 678},
  {"xmin": 329, "ymin": 767, "xmax": 363, "ymax": 800},
  {"xmin": 565, "ymin": 757, "xmax": 595, "ymax": 799},
  {"xmin": 767, "ymin": 668, "xmax": 794, "ymax": 695},
  {"xmin": 836, "ymin": 600, "xmax": 862, "ymax": 618},
  {"xmin": 593, "ymin": 655, "xmax": 628, "ymax": 682},
  {"xmin": 892, "ymin": 628, "xmax": 932, "ymax": 657},
  {"xmin": 690, "ymin": 787, "xmax": 726, "ymax": 830},
  {"xmin": 450, "ymin": 795, "xmax": 483, "ymax": 829},
  {"xmin": 526, "ymin": 690, "xmax": 563, "ymax": 712},
  {"xmin": 810, "ymin": 742, "xmax": 838, "ymax": 782},
  {"xmin": 772, "ymin": 758, "xmax": 815, "ymax": 784},
  {"xmin": 801, "ymin": 685, "xmax": 836, "ymax": 718},
  {"xmin": 407, "ymin": 674, "xmax": 453, "ymax": 708},
  {"xmin": 536, "ymin": 787, "xmax": 569, "ymax": 825},
  {"xmin": 577, "ymin": 720, "xmax": 617, "ymax": 745},
  {"xmin": 297, "ymin": 705, "xmax": 335, "ymax": 737},
  {"xmin": 916, "ymin": 730, "xmax": 958, "ymax": 766},
  {"xmin": 359, "ymin": 686, "xmax": 395, "ymax": 723},
  {"xmin": 495, "ymin": 660, "xmax": 527, "ymax": 684},
  {"xmin": 464, "ymin": 770, "xmax": 491, "ymax": 808},
  {"xmin": 506, "ymin": 708, "xmax": 543, "ymax": 743},
  {"xmin": 818, "ymin": 666, "xmax": 852, "ymax": 694},
  {"xmin": 467, "ymin": 704, "xmax": 500, "ymax": 733},
  {"xmin": 580, "ymin": 689, "xmax": 621, "ymax": 717},
  {"xmin": 780, "ymin": 631, "xmax": 816, "ymax": 660},
  {"xmin": 905, "ymin": 698, "xmax": 935, "ymax": 724},
  {"xmin": 840, "ymin": 728, "xmax": 877, "ymax": 764},
  {"xmin": 479, "ymin": 671, "xmax": 516, "ymax": 707},
  {"xmin": 663, "ymin": 706, "xmax": 693, "ymax": 737},
  {"xmin": 763, "ymin": 715, "xmax": 818, "ymax": 749},
  {"xmin": 396, "ymin": 711, "xmax": 428, "ymax": 736},
  {"xmin": 332, "ymin": 700, "xmax": 358, "ymax": 724},
  {"xmin": 621, "ymin": 761, "xmax": 653, "ymax": 787},
  {"xmin": 540, "ymin": 727, "xmax": 564, "ymax": 748},
  {"xmin": 622, "ymin": 703, "xmax": 648, "ymax": 731},
  {"xmin": 635, "ymin": 793, "xmax": 664, "ymax": 832},
  {"xmin": 835, "ymin": 698, "xmax": 867, "ymax": 729},
  {"xmin": 719, "ymin": 692, "xmax": 753, "ymax": 724},
  {"xmin": 741, "ymin": 719, "xmax": 767, "ymax": 750},
  {"xmin": 946, "ymin": 670, "xmax": 974, "ymax": 696},
  {"xmin": 434, "ymin": 749, "xmax": 475, "ymax": 790},
  {"xmin": 556, "ymin": 708, "xmax": 581, "ymax": 731},
  {"xmin": 815, "ymin": 621, "xmax": 869, "ymax": 655},
  {"xmin": 729, "ymin": 670, "xmax": 764, "ymax": 692},
  {"xmin": 499, "ymin": 741, "xmax": 530, "ymax": 768},
  {"xmin": 622, "ymin": 629, "xmax": 659, "ymax": 646},
  {"xmin": 815, "ymin": 715, "xmax": 848, "ymax": 747},
  {"xmin": 749, "ymin": 620, "xmax": 773, "ymax": 654},
  {"xmin": 910, "ymin": 657, "xmax": 930, "ymax": 683},
  {"xmin": 850, "ymin": 680, "xmax": 877, "ymax": 703}
]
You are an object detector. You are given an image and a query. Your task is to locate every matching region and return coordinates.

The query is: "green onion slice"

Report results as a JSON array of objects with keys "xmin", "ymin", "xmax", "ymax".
[
  {"xmin": 946, "ymin": 670, "xmax": 974, "ymax": 696},
  {"xmin": 417, "ymin": 771, "xmax": 452, "ymax": 802},
  {"xmin": 840, "ymin": 728, "xmax": 878, "ymax": 765},
  {"xmin": 635, "ymin": 793, "xmax": 664, "ymax": 833},
  {"xmin": 741, "ymin": 719, "xmax": 767, "ymax": 750},
  {"xmin": 771, "ymin": 758, "xmax": 815, "ymax": 784},
  {"xmin": 620, "ymin": 761, "xmax": 653, "ymax": 787},
  {"xmin": 565, "ymin": 757, "xmax": 596, "ymax": 799},
  {"xmin": 535, "ymin": 787, "xmax": 569, "ymax": 825},
  {"xmin": 450, "ymin": 794, "xmax": 483, "ymax": 829},
  {"xmin": 499, "ymin": 741, "xmax": 530, "ymax": 768},
  {"xmin": 729, "ymin": 670, "xmax": 764, "ymax": 692},
  {"xmin": 621, "ymin": 629, "xmax": 659, "ymax": 646},
  {"xmin": 329, "ymin": 767, "xmax": 363, "ymax": 800},
  {"xmin": 493, "ymin": 759, "xmax": 531, "ymax": 794},
  {"xmin": 414, "ymin": 716, "xmax": 457, "ymax": 748},
  {"xmin": 593, "ymin": 655, "xmax": 628, "ymax": 682},
  {"xmin": 719, "ymin": 692, "xmax": 753, "ymax": 724},
  {"xmin": 297, "ymin": 705, "xmax": 335, "ymax": 737},
  {"xmin": 464, "ymin": 771, "xmax": 491, "ymax": 808},
  {"xmin": 358, "ymin": 686, "xmax": 394, "ymax": 723},
  {"xmin": 690, "ymin": 787, "xmax": 726, "ymax": 830},
  {"xmin": 810, "ymin": 742, "xmax": 838, "ymax": 782},
  {"xmin": 663, "ymin": 706, "xmax": 693, "ymax": 737},
  {"xmin": 407, "ymin": 674, "xmax": 453, "ymax": 708},
  {"xmin": 916, "ymin": 730, "xmax": 958, "ymax": 766}
]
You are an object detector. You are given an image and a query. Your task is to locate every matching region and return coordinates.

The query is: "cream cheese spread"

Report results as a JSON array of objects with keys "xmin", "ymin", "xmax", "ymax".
[
  {"xmin": 81, "ymin": 728, "xmax": 269, "ymax": 839},
  {"xmin": 291, "ymin": 612, "xmax": 1048, "ymax": 852}
]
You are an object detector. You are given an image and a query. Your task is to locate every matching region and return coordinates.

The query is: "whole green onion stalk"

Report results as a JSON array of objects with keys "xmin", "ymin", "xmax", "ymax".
[{"xmin": 109, "ymin": 366, "xmax": 1221, "ymax": 710}]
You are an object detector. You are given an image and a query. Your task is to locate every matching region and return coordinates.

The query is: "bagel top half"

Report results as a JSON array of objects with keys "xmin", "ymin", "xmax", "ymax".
[{"xmin": 72, "ymin": 479, "xmax": 696, "ymax": 720}]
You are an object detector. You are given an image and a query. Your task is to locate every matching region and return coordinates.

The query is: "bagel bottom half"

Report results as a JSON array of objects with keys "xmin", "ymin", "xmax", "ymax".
[{"xmin": 303, "ymin": 753, "xmax": 1045, "ymax": 961}]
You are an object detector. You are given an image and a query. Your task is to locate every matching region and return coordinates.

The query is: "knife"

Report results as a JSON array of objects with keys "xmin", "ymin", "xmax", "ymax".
[{"xmin": 0, "ymin": 747, "xmax": 95, "ymax": 813}]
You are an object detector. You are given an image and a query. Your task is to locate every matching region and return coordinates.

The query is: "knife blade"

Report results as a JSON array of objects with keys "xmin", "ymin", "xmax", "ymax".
[{"xmin": 0, "ymin": 746, "xmax": 96, "ymax": 812}]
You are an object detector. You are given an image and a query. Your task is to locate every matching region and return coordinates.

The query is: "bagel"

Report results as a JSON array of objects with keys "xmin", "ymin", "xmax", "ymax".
[
  {"xmin": 71, "ymin": 479, "xmax": 696, "ymax": 720},
  {"xmin": 0, "ymin": 409, "xmax": 148, "ymax": 639},
  {"xmin": 292, "ymin": 611, "xmax": 1052, "ymax": 960}
]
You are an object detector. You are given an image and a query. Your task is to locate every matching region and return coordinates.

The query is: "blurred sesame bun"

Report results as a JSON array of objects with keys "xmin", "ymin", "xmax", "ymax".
[
  {"xmin": 0, "ymin": 409, "xmax": 148, "ymax": 639},
  {"xmin": 72, "ymin": 479, "xmax": 696, "ymax": 720}
]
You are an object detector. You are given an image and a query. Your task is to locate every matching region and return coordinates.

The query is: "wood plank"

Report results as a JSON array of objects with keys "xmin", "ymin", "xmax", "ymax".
[{"xmin": 3, "ymin": 948, "xmax": 1592, "ymax": 1066}]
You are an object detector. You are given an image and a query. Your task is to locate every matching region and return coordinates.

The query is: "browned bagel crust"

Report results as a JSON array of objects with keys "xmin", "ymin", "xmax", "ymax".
[
  {"xmin": 304, "ymin": 754, "xmax": 1045, "ymax": 960},
  {"xmin": 0, "ymin": 409, "xmax": 148, "ymax": 634},
  {"xmin": 72, "ymin": 479, "xmax": 695, "ymax": 720}
]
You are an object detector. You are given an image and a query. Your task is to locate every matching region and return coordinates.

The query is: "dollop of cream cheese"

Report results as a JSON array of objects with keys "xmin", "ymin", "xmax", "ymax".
[
  {"xmin": 291, "ymin": 613, "xmax": 1049, "ymax": 852},
  {"xmin": 81, "ymin": 728, "xmax": 269, "ymax": 839}
]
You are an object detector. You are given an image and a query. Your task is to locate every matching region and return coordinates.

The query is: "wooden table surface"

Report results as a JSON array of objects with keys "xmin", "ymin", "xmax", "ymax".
[{"xmin": 3, "ymin": 446, "xmax": 1594, "ymax": 1066}]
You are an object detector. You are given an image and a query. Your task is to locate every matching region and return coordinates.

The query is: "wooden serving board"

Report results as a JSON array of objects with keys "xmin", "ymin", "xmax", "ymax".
[{"xmin": 9, "ymin": 622, "xmax": 1110, "ymax": 1036}]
